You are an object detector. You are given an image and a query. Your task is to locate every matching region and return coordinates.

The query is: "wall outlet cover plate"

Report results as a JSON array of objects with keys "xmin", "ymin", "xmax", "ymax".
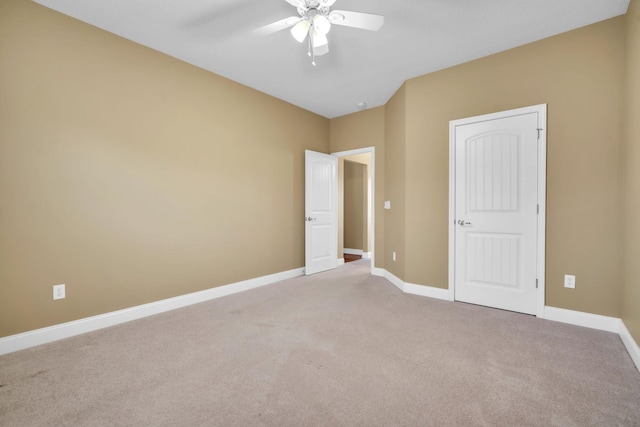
[{"xmin": 564, "ymin": 275, "xmax": 576, "ymax": 289}]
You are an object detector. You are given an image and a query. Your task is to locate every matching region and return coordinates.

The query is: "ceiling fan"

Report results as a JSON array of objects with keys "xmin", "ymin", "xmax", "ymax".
[{"xmin": 253, "ymin": 0, "xmax": 384, "ymax": 65}]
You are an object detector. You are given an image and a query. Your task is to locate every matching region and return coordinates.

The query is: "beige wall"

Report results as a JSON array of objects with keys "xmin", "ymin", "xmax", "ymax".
[
  {"xmin": 397, "ymin": 17, "xmax": 626, "ymax": 317},
  {"xmin": 0, "ymin": 0, "xmax": 329, "ymax": 337},
  {"xmin": 384, "ymin": 87, "xmax": 407, "ymax": 279},
  {"xmin": 623, "ymin": 0, "xmax": 640, "ymax": 343},
  {"xmin": 330, "ymin": 107, "xmax": 385, "ymax": 268},
  {"xmin": 3, "ymin": 0, "xmax": 637, "ymax": 347},
  {"xmin": 344, "ymin": 161, "xmax": 366, "ymax": 250}
]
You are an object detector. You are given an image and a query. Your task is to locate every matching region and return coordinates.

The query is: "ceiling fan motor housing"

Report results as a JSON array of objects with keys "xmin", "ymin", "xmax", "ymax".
[{"xmin": 297, "ymin": 4, "xmax": 331, "ymax": 19}]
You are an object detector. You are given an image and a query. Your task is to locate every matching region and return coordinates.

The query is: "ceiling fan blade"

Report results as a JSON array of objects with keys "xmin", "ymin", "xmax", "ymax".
[
  {"xmin": 329, "ymin": 10, "xmax": 384, "ymax": 31},
  {"xmin": 284, "ymin": 0, "xmax": 305, "ymax": 7},
  {"xmin": 321, "ymin": 0, "xmax": 337, "ymax": 7},
  {"xmin": 253, "ymin": 16, "xmax": 301, "ymax": 36}
]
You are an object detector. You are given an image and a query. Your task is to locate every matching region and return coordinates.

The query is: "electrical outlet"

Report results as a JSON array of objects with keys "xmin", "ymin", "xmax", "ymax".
[
  {"xmin": 392, "ymin": 251, "xmax": 397, "ymax": 262},
  {"xmin": 564, "ymin": 275, "xmax": 575, "ymax": 289},
  {"xmin": 53, "ymin": 284, "xmax": 66, "ymax": 300}
]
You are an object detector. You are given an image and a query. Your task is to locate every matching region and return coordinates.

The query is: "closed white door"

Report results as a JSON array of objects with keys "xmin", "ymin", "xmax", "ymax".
[
  {"xmin": 305, "ymin": 150, "xmax": 337, "ymax": 275},
  {"xmin": 453, "ymin": 112, "xmax": 540, "ymax": 314}
]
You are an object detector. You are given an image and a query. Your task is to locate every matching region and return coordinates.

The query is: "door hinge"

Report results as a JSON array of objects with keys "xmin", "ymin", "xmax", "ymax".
[
  {"xmin": 537, "ymin": 204, "xmax": 539, "ymax": 214},
  {"xmin": 537, "ymin": 128, "xmax": 543, "ymax": 140},
  {"xmin": 536, "ymin": 278, "xmax": 539, "ymax": 289}
]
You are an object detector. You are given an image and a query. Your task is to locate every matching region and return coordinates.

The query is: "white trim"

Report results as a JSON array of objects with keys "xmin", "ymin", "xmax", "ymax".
[
  {"xmin": 4, "ymin": 266, "xmax": 638, "ymax": 373},
  {"xmin": 343, "ymin": 248, "xmax": 363, "ymax": 256},
  {"xmin": 372, "ymin": 267, "xmax": 385, "ymax": 277},
  {"xmin": 332, "ymin": 147, "xmax": 376, "ymax": 273},
  {"xmin": 383, "ymin": 269, "xmax": 405, "ymax": 292},
  {"xmin": 448, "ymin": 117, "xmax": 456, "ymax": 307},
  {"xmin": 543, "ymin": 306, "xmax": 621, "ymax": 333},
  {"xmin": 0, "ymin": 267, "xmax": 305, "ymax": 356},
  {"xmin": 544, "ymin": 306, "xmax": 640, "ymax": 372},
  {"xmin": 448, "ymin": 104, "xmax": 547, "ymax": 317},
  {"xmin": 404, "ymin": 282, "xmax": 454, "ymax": 301},
  {"xmin": 337, "ymin": 258, "xmax": 345, "ymax": 266},
  {"xmin": 536, "ymin": 105, "xmax": 548, "ymax": 317},
  {"xmin": 619, "ymin": 321, "xmax": 640, "ymax": 372},
  {"xmin": 380, "ymin": 269, "xmax": 452, "ymax": 301},
  {"xmin": 362, "ymin": 252, "xmax": 372, "ymax": 260},
  {"xmin": 381, "ymin": 269, "xmax": 640, "ymax": 371}
]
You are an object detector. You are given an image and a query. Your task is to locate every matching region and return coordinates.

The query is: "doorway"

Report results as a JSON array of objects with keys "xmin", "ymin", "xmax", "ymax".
[
  {"xmin": 448, "ymin": 105, "xmax": 546, "ymax": 315},
  {"xmin": 333, "ymin": 147, "xmax": 375, "ymax": 272},
  {"xmin": 343, "ymin": 158, "xmax": 369, "ymax": 262}
]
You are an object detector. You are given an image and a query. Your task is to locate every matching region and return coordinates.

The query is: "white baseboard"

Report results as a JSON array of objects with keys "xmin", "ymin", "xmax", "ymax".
[
  {"xmin": 343, "ymin": 248, "xmax": 363, "ymax": 256},
  {"xmin": 544, "ymin": 306, "xmax": 640, "ymax": 372},
  {"xmin": 337, "ymin": 258, "xmax": 345, "ymax": 266},
  {"xmin": 543, "ymin": 306, "xmax": 621, "ymax": 333},
  {"xmin": 619, "ymin": 321, "xmax": 640, "ymax": 372},
  {"xmin": 5, "ymin": 266, "xmax": 639, "ymax": 373},
  {"xmin": 362, "ymin": 252, "xmax": 372, "ymax": 260},
  {"xmin": 0, "ymin": 267, "xmax": 305, "ymax": 356},
  {"xmin": 383, "ymin": 269, "xmax": 405, "ymax": 292},
  {"xmin": 404, "ymin": 282, "xmax": 453, "ymax": 301},
  {"xmin": 377, "ymin": 270, "xmax": 640, "ymax": 372},
  {"xmin": 371, "ymin": 267, "xmax": 385, "ymax": 277},
  {"xmin": 379, "ymin": 269, "xmax": 452, "ymax": 301}
]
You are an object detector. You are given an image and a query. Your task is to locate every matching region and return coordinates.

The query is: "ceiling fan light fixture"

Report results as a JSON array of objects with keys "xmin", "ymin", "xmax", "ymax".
[
  {"xmin": 291, "ymin": 19, "xmax": 310, "ymax": 42},
  {"xmin": 312, "ymin": 14, "xmax": 331, "ymax": 35},
  {"xmin": 311, "ymin": 28, "xmax": 328, "ymax": 48},
  {"xmin": 256, "ymin": 0, "xmax": 385, "ymax": 64}
]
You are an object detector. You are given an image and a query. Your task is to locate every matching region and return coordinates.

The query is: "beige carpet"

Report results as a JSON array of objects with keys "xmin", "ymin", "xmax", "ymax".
[{"xmin": 1, "ymin": 260, "xmax": 639, "ymax": 426}]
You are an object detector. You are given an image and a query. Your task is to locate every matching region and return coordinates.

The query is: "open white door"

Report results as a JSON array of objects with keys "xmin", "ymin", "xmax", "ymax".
[{"xmin": 305, "ymin": 150, "xmax": 338, "ymax": 275}]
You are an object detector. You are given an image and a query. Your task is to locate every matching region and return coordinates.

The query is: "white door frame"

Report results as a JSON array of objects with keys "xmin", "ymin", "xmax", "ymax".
[
  {"xmin": 448, "ymin": 104, "xmax": 547, "ymax": 317},
  {"xmin": 332, "ymin": 147, "xmax": 376, "ymax": 272}
]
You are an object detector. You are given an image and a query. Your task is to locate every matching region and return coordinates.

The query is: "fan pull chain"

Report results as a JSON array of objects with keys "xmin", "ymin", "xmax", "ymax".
[{"xmin": 308, "ymin": 31, "xmax": 316, "ymax": 66}]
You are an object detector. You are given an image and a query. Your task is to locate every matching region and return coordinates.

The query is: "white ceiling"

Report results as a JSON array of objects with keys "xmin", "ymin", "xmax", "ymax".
[{"xmin": 33, "ymin": 0, "xmax": 630, "ymax": 119}]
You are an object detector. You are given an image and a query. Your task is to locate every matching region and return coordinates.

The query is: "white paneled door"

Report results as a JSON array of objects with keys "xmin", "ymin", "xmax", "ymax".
[
  {"xmin": 305, "ymin": 150, "xmax": 337, "ymax": 275},
  {"xmin": 452, "ymin": 109, "xmax": 544, "ymax": 315}
]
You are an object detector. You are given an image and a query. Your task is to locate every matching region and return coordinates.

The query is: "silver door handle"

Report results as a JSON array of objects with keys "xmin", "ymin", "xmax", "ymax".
[
  {"xmin": 305, "ymin": 217, "xmax": 317, "ymax": 222},
  {"xmin": 457, "ymin": 220, "xmax": 472, "ymax": 227}
]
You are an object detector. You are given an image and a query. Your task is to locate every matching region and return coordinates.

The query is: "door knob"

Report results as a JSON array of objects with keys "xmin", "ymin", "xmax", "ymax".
[{"xmin": 457, "ymin": 220, "xmax": 472, "ymax": 226}]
